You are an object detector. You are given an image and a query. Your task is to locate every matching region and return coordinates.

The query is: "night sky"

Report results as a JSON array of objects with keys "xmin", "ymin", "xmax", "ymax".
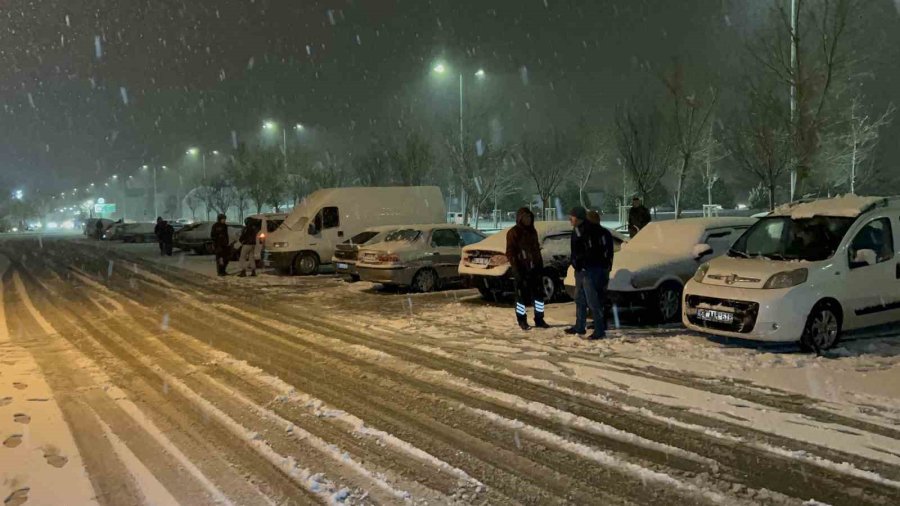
[{"xmin": 2, "ymin": 0, "xmax": 899, "ymax": 196}]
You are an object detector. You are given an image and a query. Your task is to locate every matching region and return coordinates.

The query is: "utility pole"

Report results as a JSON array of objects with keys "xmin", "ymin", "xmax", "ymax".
[
  {"xmin": 152, "ymin": 166, "xmax": 158, "ymax": 218},
  {"xmin": 789, "ymin": 0, "xmax": 799, "ymax": 201},
  {"xmin": 458, "ymin": 72, "xmax": 467, "ymax": 223}
]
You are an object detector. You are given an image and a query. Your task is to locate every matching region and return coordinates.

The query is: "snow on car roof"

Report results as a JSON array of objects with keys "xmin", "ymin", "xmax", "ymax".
[
  {"xmin": 772, "ymin": 195, "xmax": 886, "ymax": 219},
  {"xmin": 625, "ymin": 217, "xmax": 756, "ymax": 255},
  {"xmin": 460, "ymin": 221, "xmax": 572, "ymax": 252}
]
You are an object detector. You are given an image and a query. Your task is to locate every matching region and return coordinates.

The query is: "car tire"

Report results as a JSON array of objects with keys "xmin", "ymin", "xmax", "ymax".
[
  {"xmin": 800, "ymin": 302, "xmax": 842, "ymax": 354},
  {"xmin": 477, "ymin": 283, "xmax": 495, "ymax": 300},
  {"xmin": 412, "ymin": 269, "xmax": 439, "ymax": 293},
  {"xmin": 293, "ymin": 252, "xmax": 319, "ymax": 276},
  {"xmin": 655, "ymin": 282, "xmax": 683, "ymax": 323},
  {"xmin": 541, "ymin": 274, "xmax": 559, "ymax": 302}
]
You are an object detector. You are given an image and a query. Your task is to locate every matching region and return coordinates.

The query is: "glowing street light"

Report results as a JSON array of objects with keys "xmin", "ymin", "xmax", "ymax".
[
  {"xmin": 475, "ymin": 69, "xmax": 486, "ymax": 79},
  {"xmin": 433, "ymin": 63, "xmax": 446, "ymax": 74},
  {"xmin": 294, "ymin": 123, "xmax": 304, "ymax": 131},
  {"xmin": 263, "ymin": 121, "xmax": 276, "ymax": 130},
  {"xmin": 186, "ymin": 147, "xmax": 199, "ymax": 156}
]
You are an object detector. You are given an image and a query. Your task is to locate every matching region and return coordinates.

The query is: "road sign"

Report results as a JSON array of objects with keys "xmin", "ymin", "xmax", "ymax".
[{"xmin": 94, "ymin": 203, "xmax": 117, "ymax": 215}]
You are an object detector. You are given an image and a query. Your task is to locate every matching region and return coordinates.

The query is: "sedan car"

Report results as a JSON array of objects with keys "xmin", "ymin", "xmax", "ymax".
[
  {"xmin": 356, "ymin": 224, "xmax": 486, "ymax": 292},
  {"xmin": 174, "ymin": 221, "xmax": 243, "ymax": 254},
  {"xmin": 332, "ymin": 225, "xmax": 400, "ymax": 281},
  {"xmin": 459, "ymin": 221, "xmax": 627, "ymax": 302},
  {"xmin": 564, "ymin": 217, "xmax": 756, "ymax": 322}
]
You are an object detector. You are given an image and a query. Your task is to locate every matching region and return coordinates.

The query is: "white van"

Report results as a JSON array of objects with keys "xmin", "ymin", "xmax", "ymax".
[
  {"xmin": 684, "ymin": 195, "xmax": 900, "ymax": 351},
  {"xmin": 266, "ymin": 186, "xmax": 446, "ymax": 275}
]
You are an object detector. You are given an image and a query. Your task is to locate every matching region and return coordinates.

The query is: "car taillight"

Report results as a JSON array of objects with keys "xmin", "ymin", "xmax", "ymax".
[
  {"xmin": 490, "ymin": 254, "xmax": 509, "ymax": 266},
  {"xmin": 258, "ymin": 232, "xmax": 266, "ymax": 240}
]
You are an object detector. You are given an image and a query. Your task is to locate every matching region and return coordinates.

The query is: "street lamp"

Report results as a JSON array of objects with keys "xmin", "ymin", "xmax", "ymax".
[
  {"xmin": 186, "ymin": 147, "xmax": 207, "ymax": 179},
  {"xmin": 262, "ymin": 119, "xmax": 303, "ymax": 168}
]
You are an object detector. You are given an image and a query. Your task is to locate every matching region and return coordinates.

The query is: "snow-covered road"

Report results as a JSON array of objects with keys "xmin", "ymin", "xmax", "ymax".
[{"xmin": 2, "ymin": 236, "xmax": 900, "ymax": 505}]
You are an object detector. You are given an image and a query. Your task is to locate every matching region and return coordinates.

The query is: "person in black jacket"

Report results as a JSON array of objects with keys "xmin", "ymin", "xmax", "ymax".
[
  {"xmin": 237, "ymin": 217, "xmax": 260, "ymax": 277},
  {"xmin": 159, "ymin": 220, "xmax": 175, "ymax": 256},
  {"xmin": 566, "ymin": 206, "xmax": 615, "ymax": 339},
  {"xmin": 628, "ymin": 197, "xmax": 651, "ymax": 237},
  {"xmin": 210, "ymin": 214, "xmax": 231, "ymax": 276},
  {"xmin": 505, "ymin": 207, "xmax": 549, "ymax": 331},
  {"xmin": 154, "ymin": 217, "xmax": 166, "ymax": 255}
]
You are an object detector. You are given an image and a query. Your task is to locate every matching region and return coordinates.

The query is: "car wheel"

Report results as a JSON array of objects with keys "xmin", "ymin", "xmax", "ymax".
[
  {"xmin": 293, "ymin": 252, "xmax": 319, "ymax": 276},
  {"xmin": 477, "ymin": 283, "xmax": 495, "ymax": 300},
  {"xmin": 412, "ymin": 269, "xmax": 438, "ymax": 293},
  {"xmin": 800, "ymin": 302, "xmax": 842, "ymax": 354},
  {"xmin": 655, "ymin": 282, "xmax": 683, "ymax": 323},
  {"xmin": 541, "ymin": 274, "xmax": 559, "ymax": 302}
]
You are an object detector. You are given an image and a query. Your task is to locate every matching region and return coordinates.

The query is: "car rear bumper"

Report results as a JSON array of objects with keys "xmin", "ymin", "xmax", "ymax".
[
  {"xmin": 356, "ymin": 265, "xmax": 416, "ymax": 286},
  {"xmin": 333, "ymin": 259, "xmax": 358, "ymax": 278},
  {"xmin": 682, "ymin": 280, "xmax": 805, "ymax": 342}
]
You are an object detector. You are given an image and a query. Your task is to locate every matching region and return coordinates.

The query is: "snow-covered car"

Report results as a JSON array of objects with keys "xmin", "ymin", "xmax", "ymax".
[
  {"xmin": 459, "ymin": 221, "xmax": 627, "ymax": 302},
  {"xmin": 685, "ymin": 195, "xmax": 900, "ymax": 351},
  {"xmin": 332, "ymin": 225, "xmax": 400, "ymax": 282},
  {"xmin": 565, "ymin": 217, "xmax": 756, "ymax": 322},
  {"xmin": 174, "ymin": 221, "xmax": 243, "ymax": 254},
  {"xmin": 356, "ymin": 224, "xmax": 486, "ymax": 292}
]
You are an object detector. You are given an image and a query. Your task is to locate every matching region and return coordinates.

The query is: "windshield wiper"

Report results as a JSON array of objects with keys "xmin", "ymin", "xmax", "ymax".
[{"xmin": 728, "ymin": 248, "xmax": 751, "ymax": 258}]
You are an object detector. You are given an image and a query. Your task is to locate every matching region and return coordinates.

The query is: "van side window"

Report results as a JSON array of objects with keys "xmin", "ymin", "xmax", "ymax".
[
  {"xmin": 431, "ymin": 229, "xmax": 461, "ymax": 248},
  {"xmin": 850, "ymin": 218, "xmax": 894, "ymax": 265},
  {"xmin": 321, "ymin": 207, "xmax": 340, "ymax": 229}
]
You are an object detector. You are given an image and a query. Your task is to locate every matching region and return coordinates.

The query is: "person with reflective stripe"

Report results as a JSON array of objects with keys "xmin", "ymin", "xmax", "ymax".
[{"xmin": 506, "ymin": 207, "xmax": 549, "ymax": 331}]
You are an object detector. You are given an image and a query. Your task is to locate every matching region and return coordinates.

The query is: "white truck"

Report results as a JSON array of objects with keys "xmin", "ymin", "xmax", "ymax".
[{"xmin": 266, "ymin": 186, "xmax": 446, "ymax": 275}]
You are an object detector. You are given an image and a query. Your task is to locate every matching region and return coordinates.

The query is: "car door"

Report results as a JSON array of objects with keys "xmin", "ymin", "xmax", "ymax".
[
  {"xmin": 429, "ymin": 228, "xmax": 463, "ymax": 281},
  {"xmin": 541, "ymin": 233, "xmax": 572, "ymax": 276},
  {"xmin": 311, "ymin": 206, "xmax": 341, "ymax": 254},
  {"xmin": 844, "ymin": 215, "xmax": 898, "ymax": 329}
]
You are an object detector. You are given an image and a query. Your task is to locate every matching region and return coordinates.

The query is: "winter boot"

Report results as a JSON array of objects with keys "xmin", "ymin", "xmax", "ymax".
[
  {"xmin": 517, "ymin": 315, "xmax": 531, "ymax": 331},
  {"xmin": 238, "ymin": 270, "xmax": 247, "ymax": 278},
  {"xmin": 250, "ymin": 271, "xmax": 257, "ymax": 277},
  {"xmin": 533, "ymin": 315, "xmax": 550, "ymax": 329}
]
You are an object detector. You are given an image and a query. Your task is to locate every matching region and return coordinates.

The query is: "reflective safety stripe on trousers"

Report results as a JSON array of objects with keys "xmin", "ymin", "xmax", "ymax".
[
  {"xmin": 516, "ymin": 303, "xmax": 527, "ymax": 315},
  {"xmin": 534, "ymin": 301, "xmax": 545, "ymax": 313}
]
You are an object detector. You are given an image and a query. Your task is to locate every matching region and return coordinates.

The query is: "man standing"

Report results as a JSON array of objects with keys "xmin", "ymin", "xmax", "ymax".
[
  {"xmin": 628, "ymin": 197, "xmax": 651, "ymax": 237},
  {"xmin": 566, "ymin": 206, "xmax": 614, "ymax": 340},
  {"xmin": 210, "ymin": 213, "xmax": 231, "ymax": 276},
  {"xmin": 160, "ymin": 220, "xmax": 175, "ymax": 256},
  {"xmin": 154, "ymin": 217, "xmax": 165, "ymax": 255},
  {"xmin": 238, "ymin": 217, "xmax": 260, "ymax": 277},
  {"xmin": 506, "ymin": 207, "xmax": 549, "ymax": 331}
]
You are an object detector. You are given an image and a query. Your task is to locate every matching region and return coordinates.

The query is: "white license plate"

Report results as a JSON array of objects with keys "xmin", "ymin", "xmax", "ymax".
[
  {"xmin": 336, "ymin": 263, "xmax": 349, "ymax": 270},
  {"xmin": 471, "ymin": 257, "xmax": 489, "ymax": 265},
  {"xmin": 697, "ymin": 309, "xmax": 734, "ymax": 323}
]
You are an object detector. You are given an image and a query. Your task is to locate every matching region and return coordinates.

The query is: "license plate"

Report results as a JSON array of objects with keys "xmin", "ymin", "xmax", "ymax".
[
  {"xmin": 471, "ymin": 257, "xmax": 489, "ymax": 265},
  {"xmin": 697, "ymin": 309, "xmax": 734, "ymax": 323},
  {"xmin": 336, "ymin": 263, "xmax": 349, "ymax": 270}
]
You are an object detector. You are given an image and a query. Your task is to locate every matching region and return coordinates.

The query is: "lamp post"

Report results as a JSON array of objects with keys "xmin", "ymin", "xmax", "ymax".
[
  {"xmin": 263, "ymin": 121, "xmax": 304, "ymax": 169},
  {"xmin": 186, "ymin": 148, "xmax": 206, "ymax": 179},
  {"xmin": 432, "ymin": 63, "xmax": 486, "ymax": 222}
]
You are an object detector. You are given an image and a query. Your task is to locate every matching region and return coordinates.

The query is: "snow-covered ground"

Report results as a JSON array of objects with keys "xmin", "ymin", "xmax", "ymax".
[{"xmin": 2, "ymin": 236, "xmax": 900, "ymax": 505}]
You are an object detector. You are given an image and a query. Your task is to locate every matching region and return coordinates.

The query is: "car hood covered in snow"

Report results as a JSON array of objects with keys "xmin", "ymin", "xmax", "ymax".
[
  {"xmin": 701, "ymin": 256, "xmax": 808, "ymax": 289},
  {"xmin": 608, "ymin": 250, "xmax": 699, "ymax": 291}
]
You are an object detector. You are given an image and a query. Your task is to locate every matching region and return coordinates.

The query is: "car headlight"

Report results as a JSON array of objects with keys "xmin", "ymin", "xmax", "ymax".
[
  {"xmin": 272, "ymin": 242, "xmax": 288, "ymax": 249},
  {"xmin": 763, "ymin": 268, "xmax": 808, "ymax": 289},
  {"xmin": 693, "ymin": 263, "xmax": 710, "ymax": 283}
]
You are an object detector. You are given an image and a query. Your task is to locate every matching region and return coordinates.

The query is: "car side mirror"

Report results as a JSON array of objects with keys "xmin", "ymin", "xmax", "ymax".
[
  {"xmin": 692, "ymin": 243, "xmax": 713, "ymax": 260},
  {"xmin": 307, "ymin": 223, "xmax": 317, "ymax": 235},
  {"xmin": 850, "ymin": 248, "xmax": 877, "ymax": 268}
]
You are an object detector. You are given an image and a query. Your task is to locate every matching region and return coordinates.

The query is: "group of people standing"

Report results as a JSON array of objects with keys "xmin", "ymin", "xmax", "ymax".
[
  {"xmin": 505, "ymin": 197, "xmax": 651, "ymax": 340},
  {"xmin": 211, "ymin": 214, "xmax": 261, "ymax": 277}
]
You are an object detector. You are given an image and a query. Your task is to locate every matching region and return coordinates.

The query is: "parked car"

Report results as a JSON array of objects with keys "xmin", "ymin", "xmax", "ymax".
[
  {"xmin": 174, "ymin": 221, "xmax": 243, "ymax": 254},
  {"xmin": 119, "ymin": 222, "xmax": 158, "ymax": 243},
  {"xmin": 565, "ymin": 217, "xmax": 756, "ymax": 322},
  {"xmin": 102, "ymin": 221, "xmax": 129, "ymax": 240},
  {"xmin": 685, "ymin": 196, "xmax": 900, "ymax": 351},
  {"xmin": 239, "ymin": 212, "xmax": 288, "ymax": 265},
  {"xmin": 356, "ymin": 224, "xmax": 486, "ymax": 292},
  {"xmin": 332, "ymin": 225, "xmax": 400, "ymax": 282},
  {"xmin": 83, "ymin": 218, "xmax": 114, "ymax": 239},
  {"xmin": 459, "ymin": 221, "xmax": 627, "ymax": 302},
  {"xmin": 267, "ymin": 186, "xmax": 446, "ymax": 275}
]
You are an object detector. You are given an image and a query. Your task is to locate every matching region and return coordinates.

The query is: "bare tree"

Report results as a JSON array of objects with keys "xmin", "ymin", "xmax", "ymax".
[
  {"xmin": 466, "ymin": 146, "xmax": 517, "ymax": 229},
  {"xmin": 389, "ymin": 133, "xmax": 434, "ymax": 186},
  {"xmin": 571, "ymin": 128, "xmax": 613, "ymax": 208},
  {"xmin": 184, "ymin": 190, "xmax": 202, "ymax": 221},
  {"xmin": 614, "ymin": 103, "xmax": 672, "ymax": 206},
  {"xmin": 726, "ymin": 91, "xmax": 793, "ymax": 211},
  {"xmin": 662, "ymin": 64, "xmax": 718, "ymax": 217},
  {"xmin": 750, "ymin": 0, "xmax": 868, "ymax": 194},
  {"xmin": 835, "ymin": 97, "xmax": 895, "ymax": 193},
  {"xmin": 354, "ymin": 144, "xmax": 392, "ymax": 187},
  {"xmin": 513, "ymin": 130, "xmax": 575, "ymax": 219},
  {"xmin": 308, "ymin": 150, "xmax": 348, "ymax": 190}
]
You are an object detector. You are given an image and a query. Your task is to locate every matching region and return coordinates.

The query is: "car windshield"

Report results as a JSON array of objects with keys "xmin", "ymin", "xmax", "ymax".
[
  {"xmin": 383, "ymin": 229, "xmax": 421, "ymax": 242},
  {"xmin": 729, "ymin": 216, "xmax": 855, "ymax": 261},
  {"xmin": 346, "ymin": 231, "xmax": 381, "ymax": 245}
]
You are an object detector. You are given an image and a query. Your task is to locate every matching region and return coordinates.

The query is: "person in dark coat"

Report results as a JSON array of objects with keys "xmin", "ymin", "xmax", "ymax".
[
  {"xmin": 237, "ymin": 217, "xmax": 261, "ymax": 277},
  {"xmin": 506, "ymin": 207, "xmax": 549, "ymax": 330},
  {"xmin": 628, "ymin": 197, "xmax": 651, "ymax": 237},
  {"xmin": 567, "ymin": 206, "xmax": 615, "ymax": 340},
  {"xmin": 210, "ymin": 213, "xmax": 231, "ymax": 276},
  {"xmin": 154, "ymin": 217, "xmax": 166, "ymax": 255},
  {"xmin": 94, "ymin": 219, "xmax": 104, "ymax": 240},
  {"xmin": 159, "ymin": 220, "xmax": 175, "ymax": 256}
]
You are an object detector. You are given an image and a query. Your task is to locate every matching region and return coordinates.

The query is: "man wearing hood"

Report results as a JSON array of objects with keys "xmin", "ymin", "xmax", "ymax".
[
  {"xmin": 154, "ymin": 217, "xmax": 166, "ymax": 255},
  {"xmin": 506, "ymin": 207, "xmax": 549, "ymax": 330},
  {"xmin": 211, "ymin": 213, "xmax": 231, "ymax": 276}
]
